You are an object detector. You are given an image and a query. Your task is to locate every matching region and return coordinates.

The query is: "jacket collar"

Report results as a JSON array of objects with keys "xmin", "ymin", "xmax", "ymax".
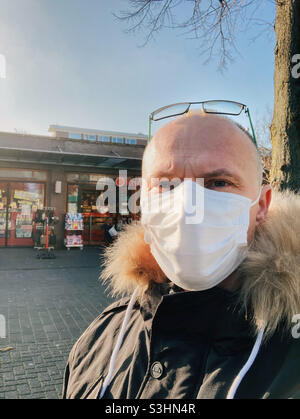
[
  {"xmin": 139, "ymin": 282, "xmax": 255, "ymax": 355},
  {"xmin": 101, "ymin": 190, "xmax": 300, "ymax": 340}
]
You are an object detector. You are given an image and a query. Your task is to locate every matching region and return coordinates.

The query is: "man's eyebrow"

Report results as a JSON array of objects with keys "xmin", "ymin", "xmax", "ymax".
[
  {"xmin": 199, "ymin": 169, "xmax": 243, "ymax": 182},
  {"xmin": 148, "ymin": 168, "xmax": 243, "ymax": 182}
]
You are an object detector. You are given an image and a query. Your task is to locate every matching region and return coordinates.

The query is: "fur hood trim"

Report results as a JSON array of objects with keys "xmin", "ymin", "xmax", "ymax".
[{"xmin": 100, "ymin": 191, "xmax": 300, "ymax": 338}]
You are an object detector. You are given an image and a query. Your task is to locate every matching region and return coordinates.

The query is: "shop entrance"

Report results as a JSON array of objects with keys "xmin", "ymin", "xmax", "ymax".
[
  {"xmin": 80, "ymin": 185, "xmax": 109, "ymax": 245},
  {"xmin": 66, "ymin": 176, "xmax": 138, "ymax": 247},
  {"xmin": 0, "ymin": 181, "xmax": 45, "ymax": 247}
]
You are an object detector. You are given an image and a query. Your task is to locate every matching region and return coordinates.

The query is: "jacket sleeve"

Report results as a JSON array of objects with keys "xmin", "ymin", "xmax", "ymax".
[
  {"xmin": 61, "ymin": 339, "xmax": 79, "ymax": 399},
  {"xmin": 62, "ymin": 362, "xmax": 70, "ymax": 399},
  {"xmin": 61, "ymin": 298, "xmax": 129, "ymax": 399}
]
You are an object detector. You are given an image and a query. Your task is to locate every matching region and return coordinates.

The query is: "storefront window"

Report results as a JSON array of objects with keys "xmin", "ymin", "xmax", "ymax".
[
  {"xmin": 65, "ymin": 175, "xmax": 140, "ymax": 246},
  {"xmin": 112, "ymin": 137, "xmax": 124, "ymax": 144},
  {"xmin": 69, "ymin": 133, "xmax": 82, "ymax": 140},
  {"xmin": 0, "ymin": 182, "xmax": 46, "ymax": 247},
  {"xmin": 125, "ymin": 138, "xmax": 137, "ymax": 145},
  {"xmin": 11, "ymin": 183, "xmax": 45, "ymax": 240}
]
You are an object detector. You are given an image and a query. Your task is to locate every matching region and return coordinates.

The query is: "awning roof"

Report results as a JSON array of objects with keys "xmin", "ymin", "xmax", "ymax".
[
  {"xmin": 0, "ymin": 131, "xmax": 144, "ymax": 170},
  {"xmin": 0, "ymin": 146, "xmax": 142, "ymax": 170}
]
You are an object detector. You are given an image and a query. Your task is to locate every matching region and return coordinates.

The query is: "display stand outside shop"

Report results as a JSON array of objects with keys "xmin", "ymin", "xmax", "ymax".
[{"xmin": 65, "ymin": 213, "xmax": 84, "ymax": 251}]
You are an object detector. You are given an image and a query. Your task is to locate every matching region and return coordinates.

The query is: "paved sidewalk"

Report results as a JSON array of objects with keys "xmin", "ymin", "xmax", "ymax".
[{"xmin": 0, "ymin": 247, "xmax": 114, "ymax": 399}]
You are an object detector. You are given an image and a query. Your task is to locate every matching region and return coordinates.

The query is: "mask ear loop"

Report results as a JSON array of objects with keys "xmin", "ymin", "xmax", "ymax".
[
  {"xmin": 250, "ymin": 187, "xmax": 262, "ymax": 207},
  {"xmin": 247, "ymin": 187, "xmax": 263, "ymax": 249}
]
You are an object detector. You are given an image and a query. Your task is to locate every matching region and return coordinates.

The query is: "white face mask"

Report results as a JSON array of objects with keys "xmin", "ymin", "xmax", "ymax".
[{"xmin": 141, "ymin": 180, "xmax": 261, "ymax": 291}]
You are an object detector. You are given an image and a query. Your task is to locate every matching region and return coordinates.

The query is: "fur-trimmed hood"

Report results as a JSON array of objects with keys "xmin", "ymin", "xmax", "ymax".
[{"xmin": 101, "ymin": 190, "xmax": 300, "ymax": 339}]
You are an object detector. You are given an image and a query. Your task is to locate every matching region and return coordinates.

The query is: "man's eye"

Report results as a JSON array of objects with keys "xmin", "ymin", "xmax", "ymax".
[
  {"xmin": 213, "ymin": 180, "xmax": 228, "ymax": 187},
  {"xmin": 206, "ymin": 179, "xmax": 231, "ymax": 189}
]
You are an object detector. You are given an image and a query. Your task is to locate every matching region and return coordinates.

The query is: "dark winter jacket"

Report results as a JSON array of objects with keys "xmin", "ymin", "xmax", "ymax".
[{"xmin": 62, "ymin": 191, "xmax": 300, "ymax": 399}]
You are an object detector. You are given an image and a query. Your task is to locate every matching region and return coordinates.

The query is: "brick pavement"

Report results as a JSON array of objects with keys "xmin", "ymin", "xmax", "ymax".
[{"xmin": 0, "ymin": 247, "xmax": 114, "ymax": 399}]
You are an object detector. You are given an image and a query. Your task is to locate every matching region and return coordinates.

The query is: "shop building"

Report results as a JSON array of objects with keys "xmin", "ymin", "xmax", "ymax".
[{"xmin": 0, "ymin": 125, "xmax": 147, "ymax": 248}]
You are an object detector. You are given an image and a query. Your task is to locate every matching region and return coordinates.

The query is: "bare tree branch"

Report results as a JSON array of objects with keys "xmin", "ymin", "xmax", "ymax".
[{"xmin": 114, "ymin": 0, "xmax": 276, "ymax": 68}]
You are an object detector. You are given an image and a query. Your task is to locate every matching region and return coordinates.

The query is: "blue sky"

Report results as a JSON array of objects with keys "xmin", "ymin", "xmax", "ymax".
[{"xmin": 0, "ymin": 0, "xmax": 276, "ymax": 138}]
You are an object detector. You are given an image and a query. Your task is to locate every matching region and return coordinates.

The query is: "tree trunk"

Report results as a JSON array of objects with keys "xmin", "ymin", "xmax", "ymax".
[{"xmin": 270, "ymin": 0, "xmax": 300, "ymax": 192}]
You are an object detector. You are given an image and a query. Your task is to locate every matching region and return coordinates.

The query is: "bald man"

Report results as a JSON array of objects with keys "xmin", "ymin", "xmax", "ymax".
[{"xmin": 63, "ymin": 113, "xmax": 300, "ymax": 399}]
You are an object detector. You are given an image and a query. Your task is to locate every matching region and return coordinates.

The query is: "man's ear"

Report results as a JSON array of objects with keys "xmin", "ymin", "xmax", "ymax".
[{"xmin": 256, "ymin": 184, "xmax": 272, "ymax": 226}]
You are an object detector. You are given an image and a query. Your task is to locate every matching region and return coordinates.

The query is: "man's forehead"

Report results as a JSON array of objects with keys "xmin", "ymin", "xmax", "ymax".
[
  {"xmin": 150, "ymin": 114, "xmax": 248, "ymax": 152},
  {"xmin": 142, "ymin": 113, "xmax": 259, "ymax": 183},
  {"xmin": 145, "ymin": 153, "xmax": 245, "ymax": 182}
]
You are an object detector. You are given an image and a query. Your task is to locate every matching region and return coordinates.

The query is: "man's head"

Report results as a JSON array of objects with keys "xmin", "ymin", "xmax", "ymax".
[{"xmin": 142, "ymin": 111, "xmax": 272, "ymax": 244}]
